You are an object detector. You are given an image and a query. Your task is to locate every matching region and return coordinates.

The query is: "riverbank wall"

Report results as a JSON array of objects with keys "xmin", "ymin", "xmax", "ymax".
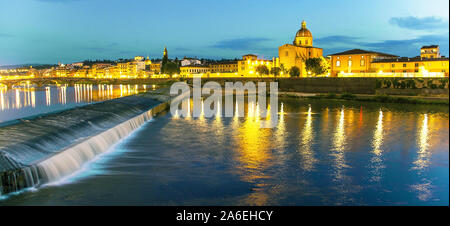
[{"xmin": 192, "ymin": 77, "xmax": 448, "ymax": 96}]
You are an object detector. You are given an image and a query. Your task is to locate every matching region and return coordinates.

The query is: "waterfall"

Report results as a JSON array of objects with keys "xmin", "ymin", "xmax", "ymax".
[{"xmin": 0, "ymin": 97, "xmax": 169, "ymax": 196}]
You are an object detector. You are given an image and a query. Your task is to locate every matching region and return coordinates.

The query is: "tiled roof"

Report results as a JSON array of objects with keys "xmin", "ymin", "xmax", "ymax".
[{"xmin": 329, "ymin": 49, "xmax": 398, "ymax": 57}]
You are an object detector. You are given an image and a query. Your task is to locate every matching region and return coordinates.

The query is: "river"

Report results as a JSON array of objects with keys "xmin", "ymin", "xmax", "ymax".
[{"xmin": 0, "ymin": 95, "xmax": 447, "ymax": 205}]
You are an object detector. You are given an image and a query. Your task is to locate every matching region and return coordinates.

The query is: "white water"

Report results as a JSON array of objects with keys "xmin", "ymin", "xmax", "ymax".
[
  {"xmin": 0, "ymin": 102, "xmax": 168, "ymax": 196},
  {"xmin": 37, "ymin": 104, "xmax": 162, "ymax": 182}
]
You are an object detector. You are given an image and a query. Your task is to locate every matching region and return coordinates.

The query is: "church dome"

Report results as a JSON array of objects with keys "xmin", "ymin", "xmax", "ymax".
[{"xmin": 296, "ymin": 20, "xmax": 312, "ymax": 37}]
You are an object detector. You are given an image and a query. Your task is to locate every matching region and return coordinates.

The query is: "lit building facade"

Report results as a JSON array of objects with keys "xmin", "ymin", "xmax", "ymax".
[
  {"xmin": 329, "ymin": 49, "xmax": 398, "ymax": 77},
  {"xmin": 278, "ymin": 20, "xmax": 323, "ymax": 77},
  {"xmin": 421, "ymin": 45, "xmax": 440, "ymax": 59},
  {"xmin": 180, "ymin": 65, "xmax": 210, "ymax": 77},
  {"xmin": 210, "ymin": 61, "xmax": 238, "ymax": 73},
  {"xmin": 181, "ymin": 57, "xmax": 202, "ymax": 66},
  {"xmin": 237, "ymin": 54, "xmax": 275, "ymax": 76},
  {"xmin": 330, "ymin": 46, "xmax": 449, "ymax": 77}
]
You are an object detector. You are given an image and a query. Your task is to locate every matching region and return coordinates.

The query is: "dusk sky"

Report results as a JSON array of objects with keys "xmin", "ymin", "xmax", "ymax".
[{"xmin": 0, "ymin": 0, "xmax": 449, "ymax": 65}]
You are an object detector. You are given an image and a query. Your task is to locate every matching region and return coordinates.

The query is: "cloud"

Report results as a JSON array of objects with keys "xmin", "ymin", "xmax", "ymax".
[
  {"xmin": 315, "ymin": 35, "xmax": 363, "ymax": 45},
  {"xmin": 211, "ymin": 37, "xmax": 272, "ymax": 51},
  {"xmin": 0, "ymin": 33, "xmax": 13, "ymax": 38},
  {"xmin": 323, "ymin": 34, "xmax": 449, "ymax": 57},
  {"xmin": 389, "ymin": 16, "xmax": 448, "ymax": 30},
  {"xmin": 174, "ymin": 47, "xmax": 191, "ymax": 51},
  {"xmin": 36, "ymin": 0, "xmax": 81, "ymax": 2},
  {"xmin": 365, "ymin": 34, "xmax": 449, "ymax": 56}
]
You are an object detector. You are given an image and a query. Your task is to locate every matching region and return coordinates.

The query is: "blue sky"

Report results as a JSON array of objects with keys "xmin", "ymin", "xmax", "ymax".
[{"xmin": 0, "ymin": 0, "xmax": 448, "ymax": 65}]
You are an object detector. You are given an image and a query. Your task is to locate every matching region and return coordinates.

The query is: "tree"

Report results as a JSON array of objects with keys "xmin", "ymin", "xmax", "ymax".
[
  {"xmin": 289, "ymin": 66, "xmax": 300, "ymax": 77},
  {"xmin": 255, "ymin": 65, "xmax": 269, "ymax": 77},
  {"xmin": 161, "ymin": 47, "xmax": 169, "ymax": 73},
  {"xmin": 305, "ymin": 57, "xmax": 330, "ymax": 76},
  {"xmin": 270, "ymin": 67, "xmax": 281, "ymax": 77},
  {"xmin": 162, "ymin": 62, "xmax": 179, "ymax": 77},
  {"xmin": 280, "ymin": 64, "xmax": 288, "ymax": 76}
]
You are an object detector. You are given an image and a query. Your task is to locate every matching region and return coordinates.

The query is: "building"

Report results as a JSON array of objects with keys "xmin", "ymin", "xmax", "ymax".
[
  {"xmin": 181, "ymin": 57, "xmax": 202, "ymax": 66},
  {"xmin": 180, "ymin": 65, "xmax": 210, "ymax": 77},
  {"xmin": 330, "ymin": 46, "xmax": 449, "ymax": 77},
  {"xmin": 278, "ymin": 20, "xmax": 323, "ymax": 77},
  {"xmin": 134, "ymin": 56, "xmax": 145, "ymax": 61},
  {"xmin": 421, "ymin": 45, "xmax": 440, "ymax": 59},
  {"xmin": 371, "ymin": 57, "xmax": 449, "ymax": 77},
  {"xmin": 210, "ymin": 61, "xmax": 238, "ymax": 73},
  {"xmin": 237, "ymin": 54, "xmax": 274, "ymax": 76},
  {"xmin": 329, "ymin": 49, "xmax": 398, "ymax": 77},
  {"xmin": 149, "ymin": 62, "xmax": 161, "ymax": 74}
]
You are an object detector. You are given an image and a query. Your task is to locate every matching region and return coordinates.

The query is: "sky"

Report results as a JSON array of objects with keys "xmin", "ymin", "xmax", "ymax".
[{"xmin": 0, "ymin": 0, "xmax": 449, "ymax": 65}]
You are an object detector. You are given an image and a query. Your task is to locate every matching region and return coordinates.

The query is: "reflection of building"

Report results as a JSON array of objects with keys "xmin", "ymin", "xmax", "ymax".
[
  {"xmin": 278, "ymin": 20, "xmax": 323, "ymax": 77},
  {"xmin": 329, "ymin": 49, "xmax": 398, "ymax": 77},
  {"xmin": 329, "ymin": 46, "xmax": 449, "ymax": 77}
]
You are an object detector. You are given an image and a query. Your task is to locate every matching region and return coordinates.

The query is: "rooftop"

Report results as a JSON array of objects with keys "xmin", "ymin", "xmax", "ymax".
[
  {"xmin": 372, "ymin": 56, "xmax": 449, "ymax": 63},
  {"xmin": 421, "ymin": 45, "xmax": 439, "ymax": 49},
  {"xmin": 329, "ymin": 49, "xmax": 398, "ymax": 57}
]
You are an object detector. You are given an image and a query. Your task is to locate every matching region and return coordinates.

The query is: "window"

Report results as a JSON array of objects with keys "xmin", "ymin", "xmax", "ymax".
[
  {"xmin": 285, "ymin": 51, "xmax": 289, "ymax": 56},
  {"xmin": 336, "ymin": 60, "xmax": 341, "ymax": 67},
  {"xmin": 392, "ymin": 64, "xmax": 395, "ymax": 68},
  {"xmin": 415, "ymin": 63, "xmax": 419, "ymax": 67},
  {"xmin": 305, "ymin": 40, "xmax": 308, "ymax": 45},
  {"xmin": 403, "ymin": 64, "xmax": 406, "ymax": 67},
  {"xmin": 360, "ymin": 60, "xmax": 365, "ymax": 66},
  {"xmin": 414, "ymin": 69, "xmax": 419, "ymax": 72}
]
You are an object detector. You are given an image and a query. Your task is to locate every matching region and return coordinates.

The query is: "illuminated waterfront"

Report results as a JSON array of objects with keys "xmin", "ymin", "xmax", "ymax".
[
  {"xmin": 1, "ymin": 98, "xmax": 447, "ymax": 205},
  {"xmin": 0, "ymin": 84, "xmax": 155, "ymax": 123}
]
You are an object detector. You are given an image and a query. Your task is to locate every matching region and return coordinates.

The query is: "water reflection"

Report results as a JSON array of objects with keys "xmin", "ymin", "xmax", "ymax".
[
  {"xmin": 233, "ymin": 100, "xmax": 273, "ymax": 205},
  {"xmin": 414, "ymin": 114, "xmax": 431, "ymax": 171},
  {"xmin": 331, "ymin": 107, "xmax": 348, "ymax": 182},
  {"xmin": 299, "ymin": 105, "xmax": 316, "ymax": 171},
  {"xmin": 369, "ymin": 109, "xmax": 385, "ymax": 182},
  {"xmin": 0, "ymin": 84, "xmax": 154, "ymax": 122},
  {"xmin": 274, "ymin": 102, "xmax": 287, "ymax": 152}
]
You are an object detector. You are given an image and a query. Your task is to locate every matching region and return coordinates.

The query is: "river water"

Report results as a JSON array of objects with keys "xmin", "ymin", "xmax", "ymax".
[
  {"xmin": 0, "ymin": 84, "xmax": 155, "ymax": 123},
  {"xmin": 0, "ymin": 96, "xmax": 447, "ymax": 206}
]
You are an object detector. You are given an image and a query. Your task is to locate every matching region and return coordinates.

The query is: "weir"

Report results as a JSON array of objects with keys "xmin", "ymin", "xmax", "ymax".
[{"xmin": 0, "ymin": 89, "xmax": 171, "ymax": 196}]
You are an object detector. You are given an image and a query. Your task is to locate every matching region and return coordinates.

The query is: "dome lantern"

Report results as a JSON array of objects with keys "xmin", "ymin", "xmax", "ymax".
[{"xmin": 294, "ymin": 20, "xmax": 313, "ymax": 46}]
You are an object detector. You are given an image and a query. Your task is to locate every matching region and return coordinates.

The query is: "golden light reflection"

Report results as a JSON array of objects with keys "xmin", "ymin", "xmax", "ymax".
[
  {"xmin": 299, "ymin": 105, "xmax": 317, "ymax": 171},
  {"xmin": 233, "ymin": 100, "xmax": 273, "ymax": 205},
  {"xmin": 45, "ymin": 86, "xmax": 51, "ymax": 106},
  {"xmin": 413, "ymin": 114, "xmax": 431, "ymax": 171},
  {"xmin": 15, "ymin": 89, "xmax": 21, "ymax": 109},
  {"xmin": 370, "ymin": 109, "xmax": 385, "ymax": 182},
  {"xmin": 274, "ymin": 102, "xmax": 286, "ymax": 151},
  {"xmin": 331, "ymin": 107, "xmax": 347, "ymax": 181},
  {"xmin": 0, "ymin": 87, "xmax": 6, "ymax": 110}
]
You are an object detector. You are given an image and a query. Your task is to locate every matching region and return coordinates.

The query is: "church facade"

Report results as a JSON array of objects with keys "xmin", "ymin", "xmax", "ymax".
[{"xmin": 278, "ymin": 20, "xmax": 323, "ymax": 77}]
